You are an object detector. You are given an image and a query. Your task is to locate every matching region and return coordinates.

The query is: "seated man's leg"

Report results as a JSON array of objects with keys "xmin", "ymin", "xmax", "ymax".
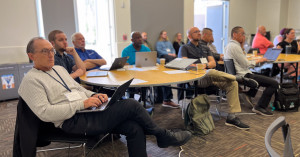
[
  {"xmin": 162, "ymin": 86, "xmax": 179, "ymax": 108},
  {"xmin": 198, "ymin": 71, "xmax": 249, "ymax": 130},
  {"xmin": 112, "ymin": 120, "xmax": 147, "ymax": 157},
  {"xmin": 62, "ymin": 99, "xmax": 191, "ymax": 150},
  {"xmin": 245, "ymin": 73, "xmax": 278, "ymax": 116}
]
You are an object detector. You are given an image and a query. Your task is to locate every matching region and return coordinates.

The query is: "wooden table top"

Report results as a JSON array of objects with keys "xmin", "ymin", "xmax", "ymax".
[
  {"xmin": 247, "ymin": 54, "xmax": 300, "ymax": 63},
  {"xmin": 80, "ymin": 65, "xmax": 206, "ymax": 87}
]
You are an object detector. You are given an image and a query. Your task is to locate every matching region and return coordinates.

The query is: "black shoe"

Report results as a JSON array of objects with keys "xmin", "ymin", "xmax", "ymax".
[
  {"xmin": 225, "ymin": 117, "xmax": 250, "ymax": 130},
  {"xmin": 236, "ymin": 76, "xmax": 259, "ymax": 88},
  {"xmin": 252, "ymin": 106, "xmax": 273, "ymax": 116},
  {"xmin": 157, "ymin": 130, "xmax": 192, "ymax": 148}
]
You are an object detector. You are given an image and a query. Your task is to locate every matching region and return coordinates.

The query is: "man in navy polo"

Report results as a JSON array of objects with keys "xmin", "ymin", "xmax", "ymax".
[{"xmin": 71, "ymin": 32, "xmax": 107, "ymax": 70}]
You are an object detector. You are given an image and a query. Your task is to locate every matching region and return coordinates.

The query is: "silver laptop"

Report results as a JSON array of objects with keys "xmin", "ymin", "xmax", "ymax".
[
  {"xmin": 263, "ymin": 48, "xmax": 282, "ymax": 62},
  {"xmin": 165, "ymin": 58, "xmax": 197, "ymax": 70},
  {"xmin": 77, "ymin": 78, "xmax": 133, "ymax": 113},
  {"xmin": 135, "ymin": 51, "xmax": 157, "ymax": 67},
  {"xmin": 100, "ymin": 57, "xmax": 128, "ymax": 71}
]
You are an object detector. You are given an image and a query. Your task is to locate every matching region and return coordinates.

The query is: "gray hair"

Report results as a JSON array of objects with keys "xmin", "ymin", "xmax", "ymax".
[
  {"xmin": 71, "ymin": 32, "xmax": 82, "ymax": 42},
  {"xmin": 26, "ymin": 37, "xmax": 45, "ymax": 53}
]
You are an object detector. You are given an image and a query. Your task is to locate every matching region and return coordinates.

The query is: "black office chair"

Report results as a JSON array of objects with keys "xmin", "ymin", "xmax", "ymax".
[
  {"xmin": 265, "ymin": 116, "xmax": 294, "ymax": 157},
  {"xmin": 13, "ymin": 97, "xmax": 114, "ymax": 157},
  {"xmin": 224, "ymin": 59, "xmax": 236, "ymax": 75}
]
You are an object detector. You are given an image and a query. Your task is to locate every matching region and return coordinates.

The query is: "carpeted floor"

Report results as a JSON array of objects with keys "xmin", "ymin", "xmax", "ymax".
[{"xmin": 1, "ymin": 88, "xmax": 300, "ymax": 157}]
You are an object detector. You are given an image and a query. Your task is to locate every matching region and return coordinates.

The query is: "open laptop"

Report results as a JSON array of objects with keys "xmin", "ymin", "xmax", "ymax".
[
  {"xmin": 135, "ymin": 51, "xmax": 157, "ymax": 67},
  {"xmin": 77, "ymin": 78, "xmax": 133, "ymax": 113},
  {"xmin": 165, "ymin": 58, "xmax": 197, "ymax": 70},
  {"xmin": 263, "ymin": 48, "xmax": 282, "ymax": 62},
  {"xmin": 99, "ymin": 57, "xmax": 128, "ymax": 71}
]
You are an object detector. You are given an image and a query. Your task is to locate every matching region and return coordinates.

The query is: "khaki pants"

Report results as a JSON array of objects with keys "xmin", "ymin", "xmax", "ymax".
[{"xmin": 198, "ymin": 69, "xmax": 241, "ymax": 113}]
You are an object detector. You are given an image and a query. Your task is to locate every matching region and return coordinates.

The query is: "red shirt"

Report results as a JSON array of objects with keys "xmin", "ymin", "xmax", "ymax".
[{"xmin": 252, "ymin": 33, "xmax": 272, "ymax": 54}]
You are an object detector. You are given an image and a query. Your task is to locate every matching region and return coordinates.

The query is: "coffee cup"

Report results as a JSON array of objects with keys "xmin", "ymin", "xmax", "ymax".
[{"xmin": 160, "ymin": 58, "xmax": 166, "ymax": 66}]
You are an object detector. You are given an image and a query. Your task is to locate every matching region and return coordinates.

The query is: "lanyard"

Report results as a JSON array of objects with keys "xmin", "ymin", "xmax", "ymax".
[{"xmin": 44, "ymin": 68, "xmax": 72, "ymax": 92}]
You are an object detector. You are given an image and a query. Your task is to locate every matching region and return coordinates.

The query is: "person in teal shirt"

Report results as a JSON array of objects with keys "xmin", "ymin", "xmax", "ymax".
[
  {"xmin": 122, "ymin": 32, "xmax": 151, "ymax": 65},
  {"xmin": 122, "ymin": 32, "xmax": 179, "ymax": 108}
]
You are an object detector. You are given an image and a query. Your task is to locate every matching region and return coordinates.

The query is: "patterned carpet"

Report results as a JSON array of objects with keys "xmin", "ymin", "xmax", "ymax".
[{"xmin": 1, "ymin": 88, "xmax": 300, "ymax": 157}]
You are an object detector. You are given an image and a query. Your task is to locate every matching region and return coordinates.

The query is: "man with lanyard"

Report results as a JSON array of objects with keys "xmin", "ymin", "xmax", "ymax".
[
  {"xmin": 48, "ymin": 30, "xmax": 86, "ymax": 82},
  {"xmin": 178, "ymin": 27, "xmax": 259, "ymax": 130},
  {"xmin": 71, "ymin": 32, "xmax": 107, "ymax": 70},
  {"xmin": 19, "ymin": 37, "xmax": 192, "ymax": 157}
]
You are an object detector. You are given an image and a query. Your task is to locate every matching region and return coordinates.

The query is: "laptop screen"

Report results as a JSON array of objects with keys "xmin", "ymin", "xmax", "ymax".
[{"xmin": 263, "ymin": 48, "xmax": 282, "ymax": 61}]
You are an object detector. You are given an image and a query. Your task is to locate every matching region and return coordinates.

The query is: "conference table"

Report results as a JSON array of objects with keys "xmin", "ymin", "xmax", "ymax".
[
  {"xmin": 248, "ymin": 54, "xmax": 300, "ymax": 83},
  {"xmin": 80, "ymin": 65, "xmax": 206, "ymax": 88},
  {"xmin": 80, "ymin": 65, "xmax": 206, "ymax": 117}
]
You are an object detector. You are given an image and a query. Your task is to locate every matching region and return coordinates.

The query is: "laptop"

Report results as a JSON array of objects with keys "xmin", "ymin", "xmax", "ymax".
[
  {"xmin": 99, "ymin": 57, "xmax": 128, "ymax": 71},
  {"xmin": 77, "ymin": 78, "xmax": 134, "ymax": 113},
  {"xmin": 165, "ymin": 58, "xmax": 197, "ymax": 70},
  {"xmin": 86, "ymin": 71, "xmax": 108, "ymax": 77},
  {"xmin": 135, "ymin": 51, "xmax": 157, "ymax": 67},
  {"xmin": 263, "ymin": 48, "xmax": 282, "ymax": 62}
]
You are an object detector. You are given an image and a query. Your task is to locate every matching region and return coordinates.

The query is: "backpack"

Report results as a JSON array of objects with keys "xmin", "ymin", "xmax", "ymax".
[
  {"xmin": 184, "ymin": 94, "xmax": 215, "ymax": 135},
  {"xmin": 274, "ymin": 83, "xmax": 299, "ymax": 112}
]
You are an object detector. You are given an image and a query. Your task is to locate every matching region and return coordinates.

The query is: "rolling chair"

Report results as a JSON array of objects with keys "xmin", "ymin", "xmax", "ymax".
[
  {"xmin": 265, "ymin": 116, "xmax": 294, "ymax": 157},
  {"xmin": 13, "ymin": 97, "xmax": 115, "ymax": 157}
]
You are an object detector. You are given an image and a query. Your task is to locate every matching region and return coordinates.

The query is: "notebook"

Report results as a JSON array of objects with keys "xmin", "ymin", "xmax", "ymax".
[
  {"xmin": 165, "ymin": 58, "xmax": 197, "ymax": 70},
  {"xmin": 263, "ymin": 48, "xmax": 282, "ymax": 62},
  {"xmin": 86, "ymin": 71, "xmax": 108, "ymax": 77},
  {"xmin": 99, "ymin": 57, "xmax": 128, "ymax": 71},
  {"xmin": 135, "ymin": 51, "xmax": 157, "ymax": 67},
  {"xmin": 77, "ymin": 78, "xmax": 134, "ymax": 113}
]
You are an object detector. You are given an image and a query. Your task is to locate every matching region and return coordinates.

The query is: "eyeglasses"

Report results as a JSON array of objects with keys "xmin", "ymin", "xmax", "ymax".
[
  {"xmin": 193, "ymin": 30, "xmax": 201, "ymax": 34},
  {"xmin": 37, "ymin": 48, "xmax": 56, "ymax": 56},
  {"xmin": 238, "ymin": 32, "xmax": 246, "ymax": 36}
]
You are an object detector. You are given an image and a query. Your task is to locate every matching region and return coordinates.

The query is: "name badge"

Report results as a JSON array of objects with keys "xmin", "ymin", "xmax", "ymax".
[
  {"xmin": 200, "ymin": 58, "xmax": 208, "ymax": 64},
  {"xmin": 64, "ymin": 91, "xmax": 82, "ymax": 102},
  {"xmin": 166, "ymin": 48, "xmax": 171, "ymax": 52}
]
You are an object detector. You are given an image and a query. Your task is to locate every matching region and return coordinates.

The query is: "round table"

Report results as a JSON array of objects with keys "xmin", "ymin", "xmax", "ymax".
[{"xmin": 80, "ymin": 65, "xmax": 206, "ymax": 87}]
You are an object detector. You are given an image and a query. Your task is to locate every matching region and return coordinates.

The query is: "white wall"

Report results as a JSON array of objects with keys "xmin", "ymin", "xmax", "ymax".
[
  {"xmin": 0, "ymin": 0, "xmax": 39, "ymax": 64},
  {"xmin": 229, "ymin": 0, "xmax": 257, "ymax": 37},
  {"xmin": 256, "ymin": 0, "xmax": 282, "ymax": 41},
  {"xmin": 287, "ymin": 0, "xmax": 300, "ymax": 29},
  {"xmin": 183, "ymin": 0, "xmax": 194, "ymax": 43},
  {"xmin": 114, "ymin": 0, "xmax": 132, "ymax": 57}
]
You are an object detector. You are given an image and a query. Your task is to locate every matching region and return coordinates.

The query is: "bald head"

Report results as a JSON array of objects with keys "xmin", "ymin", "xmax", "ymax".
[
  {"xmin": 187, "ymin": 27, "xmax": 201, "ymax": 42},
  {"xmin": 131, "ymin": 31, "xmax": 142, "ymax": 47},
  {"xmin": 257, "ymin": 26, "xmax": 266, "ymax": 36}
]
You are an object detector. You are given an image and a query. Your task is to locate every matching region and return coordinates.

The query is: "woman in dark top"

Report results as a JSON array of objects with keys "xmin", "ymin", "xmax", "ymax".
[
  {"xmin": 277, "ymin": 28, "xmax": 300, "ymax": 54},
  {"xmin": 277, "ymin": 28, "xmax": 300, "ymax": 79},
  {"xmin": 173, "ymin": 33, "xmax": 185, "ymax": 55}
]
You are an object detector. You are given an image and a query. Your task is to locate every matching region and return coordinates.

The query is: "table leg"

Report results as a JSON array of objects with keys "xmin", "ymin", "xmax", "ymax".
[
  {"xmin": 280, "ymin": 63, "xmax": 284, "ymax": 83},
  {"xmin": 296, "ymin": 62, "xmax": 298, "ymax": 85}
]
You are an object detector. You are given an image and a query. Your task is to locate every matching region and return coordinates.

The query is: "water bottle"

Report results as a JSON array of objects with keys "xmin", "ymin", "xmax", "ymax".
[{"xmin": 285, "ymin": 45, "xmax": 291, "ymax": 54}]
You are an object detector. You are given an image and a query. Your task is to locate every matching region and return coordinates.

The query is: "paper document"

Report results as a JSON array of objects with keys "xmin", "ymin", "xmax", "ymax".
[{"xmin": 163, "ymin": 70, "xmax": 188, "ymax": 74}]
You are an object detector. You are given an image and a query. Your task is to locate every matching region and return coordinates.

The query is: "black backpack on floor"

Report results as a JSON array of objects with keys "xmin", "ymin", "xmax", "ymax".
[{"xmin": 274, "ymin": 83, "xmax": 299, "ymax": 112}]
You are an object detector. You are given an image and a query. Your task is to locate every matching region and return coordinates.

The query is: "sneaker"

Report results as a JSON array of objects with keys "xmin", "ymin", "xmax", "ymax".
[
  {"xmin": 146, "ymin": 107, "xmax": 154, "ymax": 116},
  {"xmin": 157, "ymin": 130, "xmax": 192, "ymax": 148},
  {"xmin": 225, "ymin": 117, "xmax": 250, "ymax": 130},
  {"xmin": 242, "ymin": 93, "xmax": 255, "ymax": 107},
  {"xmin": 162, "ymin": 101, "xmax": 180, "ymax": 109},
  {"xmin": 252, "ymin": 106, "xmax": 273, "ymax": 116},
  {"xmin": 236, "ymin": 77, "xmax": 259, "ymax": 88}
]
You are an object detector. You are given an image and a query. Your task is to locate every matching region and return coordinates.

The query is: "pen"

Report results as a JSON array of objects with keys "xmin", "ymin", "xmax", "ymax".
[{"xmin": 98, "ymin": 95, "xmax": 103, "ymax": 104}]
